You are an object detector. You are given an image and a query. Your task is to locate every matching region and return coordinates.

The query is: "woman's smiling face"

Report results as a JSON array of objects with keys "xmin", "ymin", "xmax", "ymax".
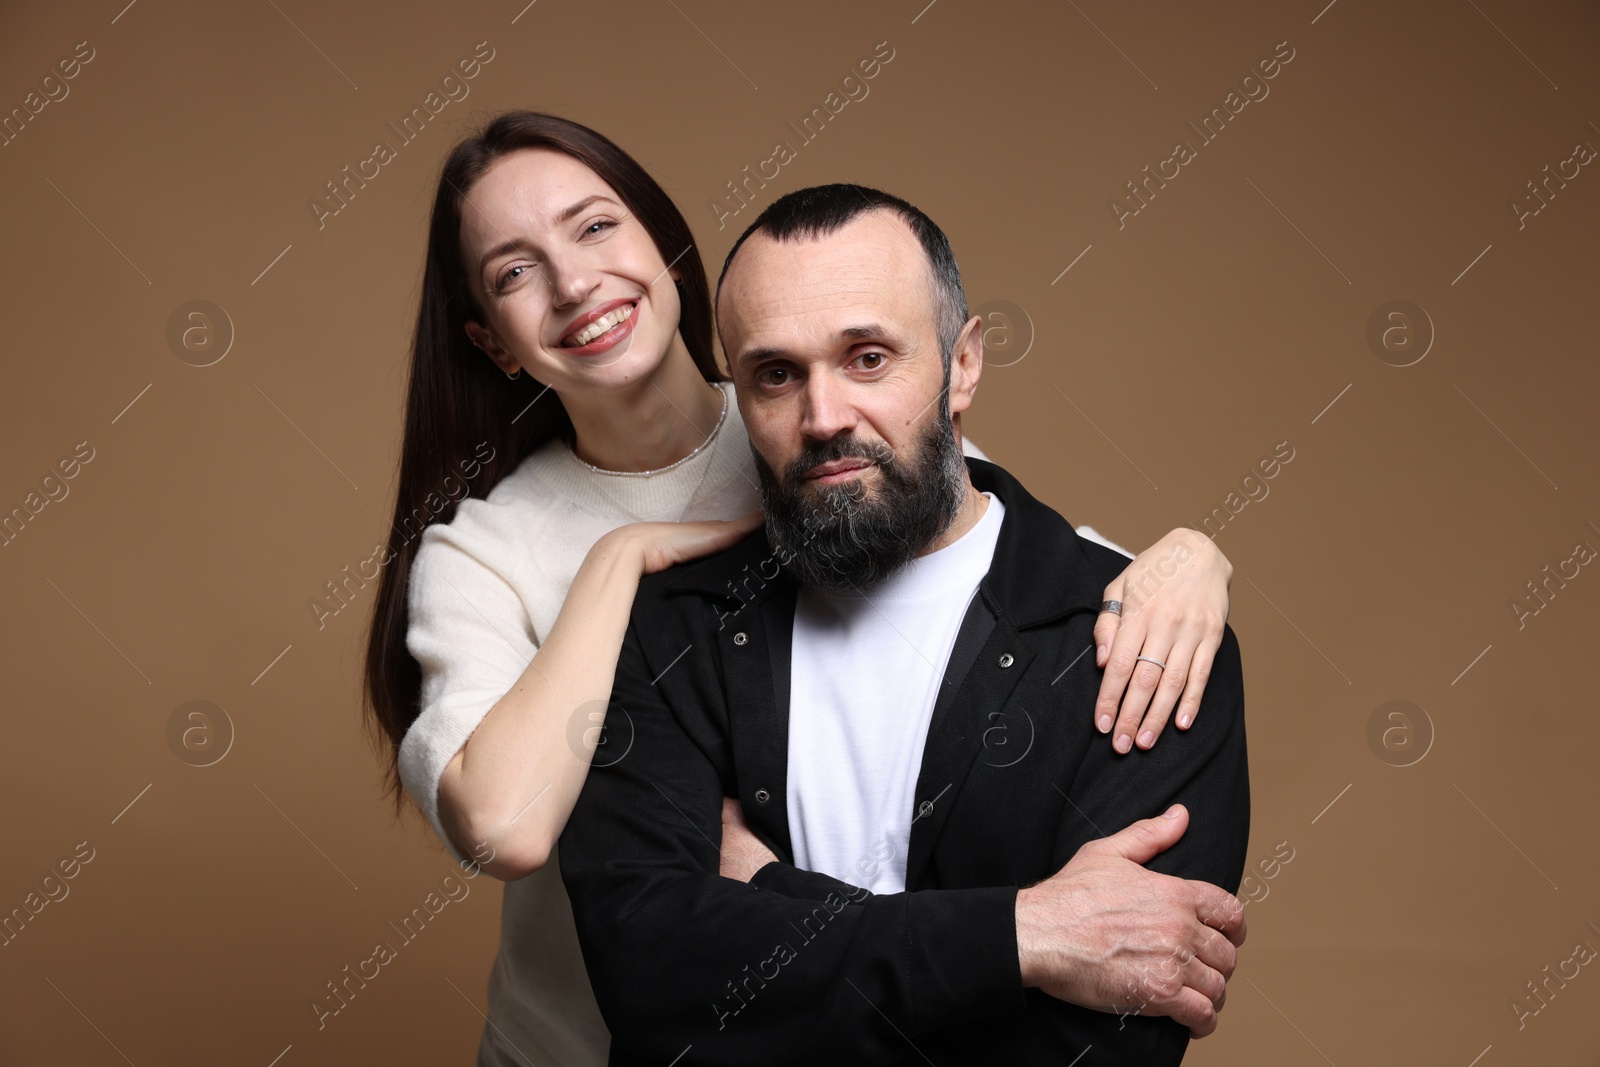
[{"xmin": 459, "ymin": 147, "xmax": 684, "ymax": 388}]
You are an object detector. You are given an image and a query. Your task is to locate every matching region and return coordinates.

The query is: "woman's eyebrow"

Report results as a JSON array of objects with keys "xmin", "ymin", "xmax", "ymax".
[
  {"xmin": 479, "ymin": 237, "xmax": 532, "ymax": 272},
  {"xmin": 554, "ymin": 194, "xmax": 618, "ymax": 223}
]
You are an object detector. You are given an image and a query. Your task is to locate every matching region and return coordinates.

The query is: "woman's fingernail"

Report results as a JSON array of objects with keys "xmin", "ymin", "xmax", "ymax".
[
  {"xmin": 1114, "ymin": 734, "xmax": 1132, "ymax": 754},
  {"xmin": 1177, "ymin": 713, "xmax": 1192, "ymax": 728},
  {"xmin": 1138, "ymin": 730, "xmax": 1154, "ymax": 748},
  {"xmin": 1164, "ymin": 804, "xmax": 1182, "ymax": 818},
  {"xmin": 1097, "ymin": 644, "xmax": 1107, "ymax": 662},
  {"xmin": 1098, "ymin": 715, "xmax": 1113, "ymax": 732}
]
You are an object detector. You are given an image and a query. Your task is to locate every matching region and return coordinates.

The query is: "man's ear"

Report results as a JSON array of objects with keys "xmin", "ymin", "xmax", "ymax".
[
  {"xmin": 947, "ymin": 314, "xmax": 984, "ymax": 417},
  {"xmin": 464, "ymin": 320, "xmax": 520, "ymax": 377}
]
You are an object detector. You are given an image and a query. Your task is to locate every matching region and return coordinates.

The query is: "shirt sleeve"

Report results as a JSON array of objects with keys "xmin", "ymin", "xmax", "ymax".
[
  {"xmin": 750, "ymin": 860, "xmax": 875, "ymax": 902},
  {"xmin": 960, "ymin": 435, "xmax": 991, "ymax": 462},
  {"xmin": 1079, "ymin": 622, "xmax": 1249, "ymax": 892},
  {"xmin": 398, "ymin": 513, "xmax": 538, "ymax": 866}
]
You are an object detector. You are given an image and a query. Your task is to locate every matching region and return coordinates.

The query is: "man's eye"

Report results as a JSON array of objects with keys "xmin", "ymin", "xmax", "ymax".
[
  {"xmin": 757, "ymin": 368, "xmax": 792, "ymax": 386},
  {"xmin": 859, "ymin": 352, "xmax": 884, "ymax": 369}
]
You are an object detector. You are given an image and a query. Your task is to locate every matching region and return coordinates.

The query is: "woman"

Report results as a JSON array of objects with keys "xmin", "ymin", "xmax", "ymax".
[{"xmin": 362, "ymin": 111, "xmax": 1234, "ymax": 1066}]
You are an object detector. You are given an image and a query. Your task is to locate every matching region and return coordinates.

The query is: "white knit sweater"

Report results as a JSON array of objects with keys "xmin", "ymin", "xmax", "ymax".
[{"xmin": 398, "ymin": 380, "xmax": 1130, "ymax": 1064}]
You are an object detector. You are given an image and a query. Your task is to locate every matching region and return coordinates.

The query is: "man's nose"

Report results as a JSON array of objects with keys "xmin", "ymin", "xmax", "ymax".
[{"xmin": 798, "ymin": 370, "xmax": 858, "ymax": 442}]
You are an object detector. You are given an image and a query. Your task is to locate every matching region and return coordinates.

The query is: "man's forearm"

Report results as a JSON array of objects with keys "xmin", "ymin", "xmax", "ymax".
[{"xmin": 568, "ymin": 857, "xmax": 1024, "ymax": 1064}]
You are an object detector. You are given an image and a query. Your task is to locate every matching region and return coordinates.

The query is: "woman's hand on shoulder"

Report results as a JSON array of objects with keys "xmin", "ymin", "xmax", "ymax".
[
  {"xmin": 598, "ymin": 510, "xmax": 765, "ymax": 576},
  {"xmin": 1091, "ymin": 527, "xmax": 1232, "ymax": 752}
]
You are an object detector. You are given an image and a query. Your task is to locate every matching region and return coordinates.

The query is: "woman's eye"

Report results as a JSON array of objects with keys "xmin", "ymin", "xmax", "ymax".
[{"xmin": 584, "ymin": 219, "xmax": 615, "ymax": 237}]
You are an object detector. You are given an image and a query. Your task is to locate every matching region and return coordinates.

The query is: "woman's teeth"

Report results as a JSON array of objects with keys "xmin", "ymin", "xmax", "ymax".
[{"xmin": 569, "ymin": 302, "xmax": 634, "ymax": 346}]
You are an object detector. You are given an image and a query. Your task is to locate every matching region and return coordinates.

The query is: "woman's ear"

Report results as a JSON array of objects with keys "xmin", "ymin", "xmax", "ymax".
[{"xmin": 464, "ymin": 320, "xmax": 519, "ymax": 377}]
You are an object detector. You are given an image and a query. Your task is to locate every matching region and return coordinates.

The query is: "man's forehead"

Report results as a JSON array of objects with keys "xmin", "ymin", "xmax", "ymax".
[
  {"xmin": 721, "ymin": 212, "xmax": 932, "ymax": 332},
  {"xmin": 732, "ymin": 211, "xmax": 921, "ymax": 281}
]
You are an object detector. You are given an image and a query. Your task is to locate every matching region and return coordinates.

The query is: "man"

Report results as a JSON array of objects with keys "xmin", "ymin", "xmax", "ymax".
[{"xmin": 559, "ymin": 184, "xmax": 1250, "ymax": 1065}]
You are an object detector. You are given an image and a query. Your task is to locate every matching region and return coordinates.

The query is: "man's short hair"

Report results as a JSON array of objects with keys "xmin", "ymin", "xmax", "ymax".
[{"xmin": 715, "ymin": 184, "xmax": 970, "ymax": 367}]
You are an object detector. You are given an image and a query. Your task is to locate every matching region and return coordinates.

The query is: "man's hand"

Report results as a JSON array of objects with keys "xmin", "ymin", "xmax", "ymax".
[
  {"xmin": 719, "ymin": 796, "xmax": 779, "ymax": 882},
  {"xmin": 1014, "ymin": 804, "xmax": 1246, "ymax": 1037}
]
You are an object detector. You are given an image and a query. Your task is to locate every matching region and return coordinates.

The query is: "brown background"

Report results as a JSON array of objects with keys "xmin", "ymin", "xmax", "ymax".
[{"xmin": 2, "ymin": 0, "xmax": 1597, "ymax": 1063}]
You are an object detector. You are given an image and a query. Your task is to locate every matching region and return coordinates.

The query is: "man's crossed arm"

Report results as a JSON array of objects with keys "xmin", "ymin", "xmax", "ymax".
[{"xmin": 558, "ymin": 618, "xmax": 1248, "ymax": 1065}]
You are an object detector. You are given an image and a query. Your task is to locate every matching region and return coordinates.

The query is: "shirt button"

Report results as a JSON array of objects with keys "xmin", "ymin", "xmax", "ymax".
[
  {"xmin": 733, "ymin": 632, "xmax": 749, "ymax": 646},
  {"xmin": 753, "ymin": 788, "xmax": 771, "ymax": 803},
  {"xmin": 997, "ymin": 652, "xmax": 1015, "ymax": 668}
]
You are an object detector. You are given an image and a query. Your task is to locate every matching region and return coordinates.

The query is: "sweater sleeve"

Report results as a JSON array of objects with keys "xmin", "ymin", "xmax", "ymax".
[{"xmin": 399, "ymin": 511, "xmax": 539, "ymax": 866}]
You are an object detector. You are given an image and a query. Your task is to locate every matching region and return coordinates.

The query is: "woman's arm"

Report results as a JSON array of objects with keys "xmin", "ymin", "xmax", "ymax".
[
  {"xmin": 1090, "ymin": 528, "xmax": 1233, "ymax": 754},
  {"xmin": 429, "ymin": 513, "xmax": 761, "ymax": 881}
]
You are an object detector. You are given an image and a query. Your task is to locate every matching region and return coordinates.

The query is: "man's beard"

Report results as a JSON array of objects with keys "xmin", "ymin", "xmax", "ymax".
[{"xmin": 752, "ymin": 396, "xmax": 969, "ymax": 596}]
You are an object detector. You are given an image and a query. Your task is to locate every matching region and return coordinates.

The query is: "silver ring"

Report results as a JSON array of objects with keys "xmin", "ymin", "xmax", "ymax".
[
  {"xmin": 1100, "ymin": 600, "xmax": 1122, "ymax": 615},
  {"xmin": 1135, "ymin": 655, "xmax": 1167, "ymax": 669}
]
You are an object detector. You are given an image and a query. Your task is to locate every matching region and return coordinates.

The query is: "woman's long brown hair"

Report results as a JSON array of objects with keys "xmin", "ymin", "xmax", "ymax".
[{"xmin": 362, "ymin": 111, "xmax": 725, "ymax": 818}]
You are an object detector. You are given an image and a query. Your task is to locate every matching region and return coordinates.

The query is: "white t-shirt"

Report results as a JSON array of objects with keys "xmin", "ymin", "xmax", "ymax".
[{"xmin": 787, "ymin": 492, "xmax": 1006, "ymax": 894}]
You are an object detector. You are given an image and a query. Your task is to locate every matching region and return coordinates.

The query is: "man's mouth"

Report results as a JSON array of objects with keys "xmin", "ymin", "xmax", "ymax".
[
  {"xmin": 804, "ymin": 458, "xmax": 874, "ymax": 485},
  {"xmin": 560, "ymin": 300, "xmax": 637, "ymax": 348}
]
